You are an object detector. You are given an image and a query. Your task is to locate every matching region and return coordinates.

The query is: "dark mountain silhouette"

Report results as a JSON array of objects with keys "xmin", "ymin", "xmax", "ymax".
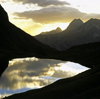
[
  {"xmin": 39, "ymin": 27, "xmax": 62, "ymax": 35},
  {"xmin": 0, "ymin": 5, "xmax": 58, "ymax": 76},
  {"xmin": 1, "ymin": 4, "xmax": 100, "ymax": 99},
  {"xmin": 35, "ymin": 27, "xmax": 62, "ymax": 49},
  {"xmin": 35, "ymin": 18, "xmax": 100, "ymax": 50},
  {"xmin": 66, "ymin": 18, "xmax": 83, "ymax": 31}
]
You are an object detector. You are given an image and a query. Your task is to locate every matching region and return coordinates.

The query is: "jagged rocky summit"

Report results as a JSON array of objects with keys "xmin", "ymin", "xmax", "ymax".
[{"xmin": 35, "ymin": 18, "xmax": 100, "ymax": 51}]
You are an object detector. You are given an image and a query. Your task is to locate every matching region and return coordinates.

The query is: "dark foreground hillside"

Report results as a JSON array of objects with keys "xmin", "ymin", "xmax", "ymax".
[
  {"xmin": 4, "ymin": 66, "xmax": 100, "ymax": 99},
  {"xmin": 0, "ymin": 5, "xmax": 58, "ymax": 76}
]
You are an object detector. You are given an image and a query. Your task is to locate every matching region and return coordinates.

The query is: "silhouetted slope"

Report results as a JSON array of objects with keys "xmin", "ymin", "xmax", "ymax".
[
  {"xmin": 35, "ymin": 27, "xmax": 62, "ymax": 49},
  {"xmin": 40, "ymin": 27, "xmax": 62, "ymax": 35},
  {"xmin": 35, "ymin": 18, "xmax": 100, "ymax": 50},
  {"xmin": 4, "ymin": 66, "xmax": 100, "ymax": 99},
  {"xmin": 55, "ymin": 42, "xmax": 100, "ymax": 68},
  {"xmin": 0, "ymin": 11, "xmax": 57, "ymax": 54},
  {"xmin": 0, "ymin": 60, "xmax": 8, "ymax": 77},
  {"xmin": 0, "ymin": 5, "xmax": 57, "ymax": 76}
]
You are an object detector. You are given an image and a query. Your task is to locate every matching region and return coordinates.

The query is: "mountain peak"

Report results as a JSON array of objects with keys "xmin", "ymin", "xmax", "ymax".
[
  {"xmin": 55, "ymin": 27, "xmax": 62, "ymax": 32},
  {"xmin": 0, "ymin": 4, "xmax": 8, "ymax": 23},
  {"xmin": 83, "ymin": 18, "xmax": 100, "ymax": 30},
  {"xmin": 39, "ymin": 27, "xmax": 62, "ymax": 35},
  {"xmin": 66, "ymin": 19, "xmax": 83, "ymax": 31},
  {"xmin": 73, "ymin": 18, "xmax": 82, "ymax": 21},
  {"xmin": 86, "ymin": 18, "xmax": 100, "ymax": 23}
]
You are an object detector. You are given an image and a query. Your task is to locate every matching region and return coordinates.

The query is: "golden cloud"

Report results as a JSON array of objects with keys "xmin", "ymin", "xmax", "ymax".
[{"xmin": 13, "ymin": 6, "xmax": 86, "ymax": 24}]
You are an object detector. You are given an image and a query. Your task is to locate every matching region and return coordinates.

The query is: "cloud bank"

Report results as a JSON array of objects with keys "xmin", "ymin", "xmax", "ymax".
[
  {"xmin": 12, "ymin": 0, "xmax": 70, "ymax": 7},
  {"xmin": 14, "ymin": 6, "xmax": 86, "ymax": 24}
]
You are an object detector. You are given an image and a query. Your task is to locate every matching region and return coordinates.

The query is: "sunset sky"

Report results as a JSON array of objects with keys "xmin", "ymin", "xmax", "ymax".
[
  {"xmin": 1, "ymin": 0, "xmax": 100, "ymax": 35},
  {"xmin": 0, "ymin": 0, "xmax": 99, "ymax": 98}
]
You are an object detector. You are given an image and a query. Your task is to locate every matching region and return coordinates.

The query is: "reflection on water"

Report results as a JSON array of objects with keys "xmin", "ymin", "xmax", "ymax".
[{"xmin": 0, "ymin": 57, "xmax": 89, "ymax": 98}]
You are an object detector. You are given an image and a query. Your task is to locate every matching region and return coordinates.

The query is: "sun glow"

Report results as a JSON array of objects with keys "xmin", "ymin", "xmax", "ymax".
[
  {"xmin": 32, "ymin": 22, "xmax": 69, "ymax": 36},
  {"xmin": 59, "ymin": 23, "xmax": 69, "ymax": 30},
  {"xmin": 56, "ymin": 62, "xmax": 89, "ymax": 73},
  {"xmin": 1, "ymin": 0, "xmax": 100, "ymax": 36},
  {"xmin": 65, "ymin": 0, "xmax": 100, "ymax": 14}
]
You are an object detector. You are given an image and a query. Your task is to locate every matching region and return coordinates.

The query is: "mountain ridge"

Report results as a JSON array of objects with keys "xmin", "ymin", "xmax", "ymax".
[
  {"xmin": 39, "ymin": 27, "xmax": 62, "ymax": 35},
  {"xmin": 35, "ymin": 18, "xmax": 100, "ymax": 50}
]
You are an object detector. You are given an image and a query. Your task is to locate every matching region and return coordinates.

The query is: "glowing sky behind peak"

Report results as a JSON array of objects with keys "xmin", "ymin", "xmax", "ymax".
[{"xmin": 1, "ymin": 0, "xmax": 100, "ymax": 35}]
